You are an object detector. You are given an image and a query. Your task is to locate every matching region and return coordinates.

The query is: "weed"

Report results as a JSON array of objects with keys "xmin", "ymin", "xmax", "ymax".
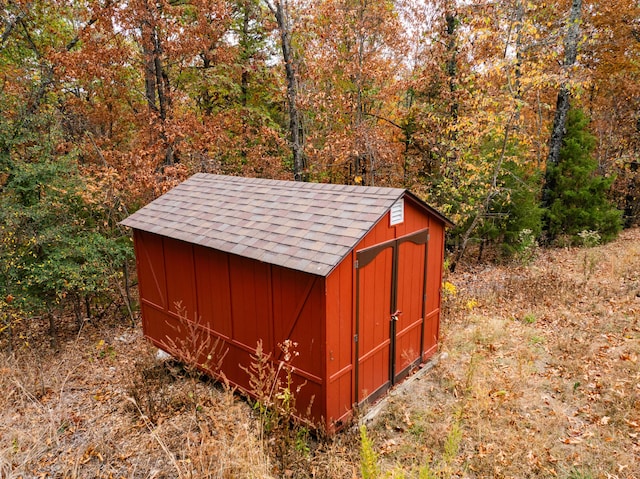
[
  {"xmin": 529, "ymin": 335, "xmax": 546, "ymax": 345},
  {"xmin": 522, "ymin": 313, "xmax": 537, "ymax": 324},
  {"xmin": 581, "ymin": 251, "xmax": 599, "ymax": 282},
  {"xmin": 465, "ymin": 298, "xmax": 478, "ymax": 311},
  {"xmin": 126, "ymin": 395, "xmax": 187, "ymax": 479},
  {"xmin": 442, "ymin": 421, "xmax": 462, "ymax": 465},
  {"xmin": 577, "ymin": 230, "xmax": 602, "ymax": 283},
  {"xmin": 418, "ymin": 463, "xmax": 438, "ymax": 479},
  {"xmin": 242, "ymin": 339, "xmax": 297, "ymax": 433},
  {"xmin": 159, "ymin": 303, "xmax": 228, "ymax": 378},
  {"xmin": 442, "ymin": 281, "xmax": 457, "ymax": 298},
  {"xmin": 443, "ymin": 257, "xmax": 452, "ymax": 273},
  {"xmin": 157, "ymin": 302, "xmax": 229, "ymax": 417},
  {"xmin": 242, "ymin": 339, "xmax": 314, "ymax": 475},
  {"xmin": 0, "ymin": 294, "xmax": 22, "ymax": 353},
  {"xmin": 359, "ymin": 425, "xmax": 380, "ymax": 479},
  {"xmin": 3, "ymin": 228, "xmax": 639, "ymax": 479},
  {"xmin": 295, "ymin": 427, "xmax": 311, "ymax": 456},
  {"xmin": 96, "ymin": 340, "xmax": 116, "ymax": 360},
  {"xmin": 357, "ymin": 354, "xmax": 476, "ymax": 478},
  {"xmin": 408, "ymin": 413, "xmax": 426, "ymax": 438},
  {"xmin": 565, "ymin": 467, "xmax": 594, "ymax": 479},
  {"xmin": 125, "ymin": 351, "xmax": 174, "ymax": 422},
  {"xmin": 470, "ymin": 317, "xmax": 506, "ymax": 349},
  {"xmin": 577, "ymin": 230, "xmax": 601, "ymax": 248},
  {"xmin": 515, "ymin": 228, "xmax": 539, "ymax": 265}
]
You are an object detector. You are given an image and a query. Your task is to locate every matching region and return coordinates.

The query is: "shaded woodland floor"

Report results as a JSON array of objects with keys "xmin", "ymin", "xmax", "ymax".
[{"xmin": 1, "ymin": 229, "xmax": 639, "ymax": 478}]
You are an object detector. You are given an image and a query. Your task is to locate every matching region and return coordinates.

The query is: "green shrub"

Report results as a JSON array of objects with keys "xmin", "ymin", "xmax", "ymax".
[{"xmin": 0, "ymin": 112, "xmax": 132, "ymax": 341}]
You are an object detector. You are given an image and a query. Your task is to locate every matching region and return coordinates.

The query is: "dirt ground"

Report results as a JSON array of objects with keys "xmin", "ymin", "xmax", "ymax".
[{"xmin": 1, "ymin": 229, "xmax": 639, "ymax": 478}]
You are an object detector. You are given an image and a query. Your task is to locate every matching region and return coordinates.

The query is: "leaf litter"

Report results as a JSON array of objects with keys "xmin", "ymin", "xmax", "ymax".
[{"xmin": 0, "ymin": 228, "xmax": 638, "ymax": 478}]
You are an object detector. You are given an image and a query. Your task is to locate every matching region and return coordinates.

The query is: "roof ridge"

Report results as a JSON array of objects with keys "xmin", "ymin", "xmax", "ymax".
[{"xmin": 190, "ymin": 173, "xmax": 406, "ymax": 195}]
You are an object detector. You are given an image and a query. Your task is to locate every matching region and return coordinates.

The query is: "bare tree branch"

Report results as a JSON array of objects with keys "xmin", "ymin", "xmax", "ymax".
[{"xmin": 0, "ymin": 9, "xmax": 26, "ymax": 49}]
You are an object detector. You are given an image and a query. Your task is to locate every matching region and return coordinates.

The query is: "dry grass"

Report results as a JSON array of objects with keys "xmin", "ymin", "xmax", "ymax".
[
  {"xmin": 0, "ymin": 324, "xmax": 275, "ymax": 478},
  {"xmin": 368, "ymin": 228, "xmax": 640, "ymax": 479},
  {"xmin": 1, "ymin": 228, "xmax": 639, "ymax": 478}
]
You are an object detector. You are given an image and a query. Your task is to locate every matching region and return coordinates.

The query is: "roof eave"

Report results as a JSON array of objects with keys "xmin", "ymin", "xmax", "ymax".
[{"xmin": 403, "ymin": 191, "xmax": 455, "ymax": 228}]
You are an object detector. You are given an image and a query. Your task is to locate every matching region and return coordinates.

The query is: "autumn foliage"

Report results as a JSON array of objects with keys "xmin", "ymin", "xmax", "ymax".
[{"xmin": 1, "ymin": 0, "xmax": 638, "ymax": 328}]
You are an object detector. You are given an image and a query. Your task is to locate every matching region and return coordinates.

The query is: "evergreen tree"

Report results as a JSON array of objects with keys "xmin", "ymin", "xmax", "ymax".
[
  {"xmin": 543, "ymin": 109, "xmax": 622, "ymax": 244},
  {"xmin": 493, "ymin": 159, "xmax": 544, "ymax": 259}
]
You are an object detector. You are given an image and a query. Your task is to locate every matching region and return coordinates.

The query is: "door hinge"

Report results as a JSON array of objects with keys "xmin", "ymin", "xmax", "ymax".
[
  {"xmin": 354, "ymin": 334, "xmax": 358, "ymax": 343},
  {"xmin": 354, "ymin": 260, "xmax": 359, "ymax": 269}
]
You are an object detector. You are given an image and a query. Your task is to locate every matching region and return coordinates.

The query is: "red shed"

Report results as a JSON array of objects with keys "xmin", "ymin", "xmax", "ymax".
[{"xmin": 121, "ymin": 174, "xmax": 452, "ymax": 430}]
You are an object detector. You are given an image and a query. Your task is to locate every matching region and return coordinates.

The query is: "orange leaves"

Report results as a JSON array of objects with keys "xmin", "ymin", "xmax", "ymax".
[
  {"xmin": 2, "ymin": 0, "xmax": 637, "ymax": 229},
  {"xmin": 619, "ymin": 351, "xmax": 638, "ymax": 363},
  {"xmin": 79, "ymin": 446, "xmax": 104, "ymax": 465},
  {"xmin": 298, "ymin": 0, "xmax": 409, "ymax": 184}
]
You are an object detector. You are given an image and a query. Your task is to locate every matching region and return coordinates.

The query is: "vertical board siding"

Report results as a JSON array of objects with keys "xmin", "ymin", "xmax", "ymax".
[
  {"xmin": 351, "ymin": 197, "xmax": 438, "ymax": 406},
  {"xmin": 271, "ymin": 265, "xmax": 325, "ymax": 380},
  {"xmin": 401, "ymin": 199, "xmax": 430, "ymax": 233},
  {"xmin": 228, "ymin": 255, "xmax": 273, "ymax": 353},
  {"xmin": 194, "ymin": 246, "xmax": 233, "ymax": 338},
  {"xmin": 135, "ymin": 230, "xmax": 167, "ymax": 310},
  {"xmin": 163, "ymin": 237, "xmax": 197, "ymax": 316},
  {"xmin": 142, "ymin": 305, "xmax": 185, "ymax": 349},
  {"xmin": 271, "ymin": 267, "xmax": 315, "ymax": 350},
  {"xmin": 325, "ymin": 252, "xmax": 355, "ymax": 425},
  {"xmin": 394, "ymin": 239, "xmax": 426, "ymax": 375},
  {"xmin": 135, "ymin": 231, "xmax": 326, "ymax": 425},
  {"xmin": 271, "ymin": 265, "xmax": 325, "ymax": 423},
  {"xmin": 424, "ymin": 221, "xmax": 444, "ymax": 358},
  {"xmin": 357, "ymin": 246, "xmax": 393, "ymax": 401}
]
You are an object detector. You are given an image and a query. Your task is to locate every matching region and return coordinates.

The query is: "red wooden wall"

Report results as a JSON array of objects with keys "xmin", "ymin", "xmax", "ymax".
[{"xmin": 133, "ymin": 230, "xmax": 325, "ymax": 423}]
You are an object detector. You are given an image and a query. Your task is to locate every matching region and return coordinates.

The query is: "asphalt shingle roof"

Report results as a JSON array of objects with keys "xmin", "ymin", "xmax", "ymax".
[{"xmin": 121, "ymin": 174, "xmax": 427, "ymax": 276}]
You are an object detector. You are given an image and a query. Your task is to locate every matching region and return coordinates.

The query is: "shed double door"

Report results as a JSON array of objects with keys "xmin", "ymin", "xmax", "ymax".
[{"xmin": 355, "ymin": 229, "xmax": 429, "ymax": 404}]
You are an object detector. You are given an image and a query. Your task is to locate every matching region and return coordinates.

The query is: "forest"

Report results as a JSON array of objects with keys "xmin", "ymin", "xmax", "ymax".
[
  {"xmin": 1, "ymin": 0, "xmax": 639, "ymax": 477},
  {"xmin": 1, "ymin": 0, "xmax": 639, "ymax": 325}
]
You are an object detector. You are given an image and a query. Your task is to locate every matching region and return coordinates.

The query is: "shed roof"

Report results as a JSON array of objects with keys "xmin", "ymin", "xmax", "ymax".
[{"xmin": 121, "ymin": 174, "xmax": 451, "ymax": 276}]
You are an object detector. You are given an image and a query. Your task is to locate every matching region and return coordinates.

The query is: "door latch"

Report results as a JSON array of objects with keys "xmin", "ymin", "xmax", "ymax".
[{"xmin": 391, "ymin": 310, "xmax": 402, "ymax": 321}]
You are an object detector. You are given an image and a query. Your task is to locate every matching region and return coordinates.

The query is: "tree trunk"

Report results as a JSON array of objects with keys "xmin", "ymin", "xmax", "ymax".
[
  {"xmin": 85, "ymin": 295, "xmax": 92, "ymax": 320},
  {"xmin": 73, "ymin": 294, "xmax": 83, "ymax": 331},
  {"xmin": 445, "ymin": 8, "xmax": 458, "ymax": 124},
  {"xmin": 154, "ymin": 30, "xmax": 169, "ymax": 123},
  {"xmin": 512, "ymin": 0, "xmax": 524, "ymax": 100},
  {"xmin": 543, "ymin": 0, "xmax": 583, "ymax": 207},
  {"xmin": 140, "ymin": 1, "xmax": 174, "ymax": 166},
  {"xmin": 0, "ymin": 10, "xmax": 25, "ymax": 48},
  {"xmin": 48, "ymin": 310, "xmax": 58, "ymax": 350},
  {"xmin": 123, "ymin": 262, "xmax": 136, "ymax": 326},
  {"xmin": 240, "ymin": 1, "xmax": 251, "ymax": 109},
  {"xmin": 239, "ymin": 0, "xmax": 252, "ymax": 163},
  {"xmin": 449, "ymin": 110, "xmax": 518, "ymax": 271},
  {"xmin": 141, "ymin": 17, "xmax": 158, "ymax": 112},
  {"xmin": 266, "ymin": 0, "xmax": 305, "ymax": 181}
]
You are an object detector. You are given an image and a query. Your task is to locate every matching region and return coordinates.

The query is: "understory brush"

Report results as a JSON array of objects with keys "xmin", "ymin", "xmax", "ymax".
[{"xmin": 1, "ymin": 229, "xmax": 639, "ymax": 478}]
